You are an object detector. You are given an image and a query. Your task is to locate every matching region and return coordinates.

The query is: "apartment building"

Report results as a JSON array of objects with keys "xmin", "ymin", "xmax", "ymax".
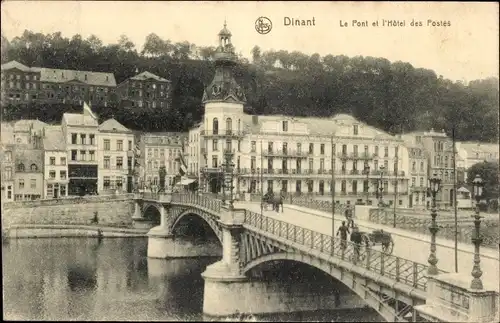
[
  {"xmin": 1, "ymin": 143, "xmax": 15, "ymax": 202},
  {"xmin": 115, "ymin": 71, "xmax": 172, "ymax": 109},
  {"xmin": 42, "ymin": 126, "xmax": 68, "ymax": 198},
  {"xmin": 1, "ymin": 60, "xmax": 116, "ymax": 107},
  {"xmin": 13, "ymin": 145, "xmax": 44, "ymax": 201},
  {"xmin": 456, "ymin": 141, "xmax": 499, "ymax": 180},
  {"xmin": 139, "ymin": 132, "xmax": 186, "ymax": 190},
  {"xmin": 402, "ymin": 138, "xmax": 429, "ymax": 209},
  {"xmin": 62, "ymin": 107, "xmax": 99, "ymax": 196},
  {"xmin": 97, "ymin": 119, "xmax": 135, "ymax": 193}
]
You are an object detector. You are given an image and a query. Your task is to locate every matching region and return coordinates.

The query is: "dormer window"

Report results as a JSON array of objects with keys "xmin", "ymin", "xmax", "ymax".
[
  {"xmin": 31, "ymin": 164, "xmax": 38, "ymax": 171},
  {"xmin": 282, "ymin": 121, "xmax": 288, "ymax": 132},
  {"xmin": 353, "ymin": 125, "xmax": 359, "ymax": 135},
  {"xmin": 61, "ymin": 72, "xmax": 64, "ymax": 78},
  {"xmin": 85, "ymin": 74, "xmax": 88, "ymax": 81},
  {"xmin": 106, "ymin": 76, "xmax": 109, "ymax": 81},
  {"xmin": 17, "ymin": 163, "xmax": 25, "ymax": 172}
]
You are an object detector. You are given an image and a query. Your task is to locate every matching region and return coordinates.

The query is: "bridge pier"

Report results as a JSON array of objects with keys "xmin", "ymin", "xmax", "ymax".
[
  {"xmin": 132, "ymin": 196, "xmax": 155, "ymax": 229},
  {"xmin": 147, "ymin": 203, "xmax": 173, "ymax": 258}
]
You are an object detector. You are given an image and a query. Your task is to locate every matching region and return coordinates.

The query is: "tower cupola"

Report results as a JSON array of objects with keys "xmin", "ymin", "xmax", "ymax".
[{"xmin": 202, "ymin": 21, "xmax": 246, "ymax": 104}]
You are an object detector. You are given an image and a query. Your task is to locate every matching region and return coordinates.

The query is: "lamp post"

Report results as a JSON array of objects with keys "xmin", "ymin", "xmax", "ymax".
[
  {"xmin": 364, "ymin": 164, "xmax": 370, "ymax": 205},
  {"xmin": 427, "ymin": 173, "xmax": 441, "ymax": 275},
  {"xmin": 470, "ymin": 174, "xmax": 484, "ymax": 289},
  {"xmin": 378, "ymin": 166, "xmax": 385, "ymax": 207}
]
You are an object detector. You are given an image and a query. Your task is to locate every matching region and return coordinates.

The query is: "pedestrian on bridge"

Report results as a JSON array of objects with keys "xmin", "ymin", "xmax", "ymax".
[
  {"xmin": 345, "ymin": 206, "xmax": 354, "ymax": 228},
  {"xmin": 336, "ymin": 221, "xmax": 350, "ymax": 250},
  {"xmin": 350, "ymin": 226, "xmax": 362, "ymax": 261}
]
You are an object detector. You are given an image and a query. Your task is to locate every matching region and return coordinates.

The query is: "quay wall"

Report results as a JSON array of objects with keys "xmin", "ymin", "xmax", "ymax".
[
  {"xmin": 6, "ymin": 224, "xmax": 148, "ymax": 238},
  {"xmin": 2, "ymin": 195, "xmax": 135, "ymax": 228}
]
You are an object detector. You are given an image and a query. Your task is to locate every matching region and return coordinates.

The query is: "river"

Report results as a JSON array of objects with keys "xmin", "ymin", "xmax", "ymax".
[{"xmin": 2, "ymin": 237, "xmax": 381, "ymax": 321}]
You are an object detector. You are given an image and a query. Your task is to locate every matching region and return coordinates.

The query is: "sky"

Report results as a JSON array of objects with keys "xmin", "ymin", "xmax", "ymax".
[{"xmin": 1, "ymin": 1, "xmax": 498, "ymax": 82}]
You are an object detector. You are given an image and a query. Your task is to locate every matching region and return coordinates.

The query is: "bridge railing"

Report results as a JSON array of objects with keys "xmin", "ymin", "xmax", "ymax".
[
  {"xmin": 171, "ymin": 193, "xmax": 222, "ymax": 214},
  {"xmin": 243, "ymin": 209, "xmax": 434, "ymax": 291}
]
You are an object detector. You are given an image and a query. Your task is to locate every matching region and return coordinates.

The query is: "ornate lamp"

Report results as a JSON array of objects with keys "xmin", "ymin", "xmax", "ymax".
[
  {"xmin": 470, "ymin": 174, "xmax": 484, "ymax": 289},
  {"xmin": 427, "ymin": 173, "xmax": 441, "ymax": 275}
]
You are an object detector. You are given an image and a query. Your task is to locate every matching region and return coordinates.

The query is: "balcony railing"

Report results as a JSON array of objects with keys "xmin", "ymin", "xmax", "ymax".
[
  {"xmin": 371, "ymin": 170, "xmax": 406, "ymax": 177},
  {"xmin": 338, "ymin": 152, "xmax": 376, "ymax": 160},
  {"xmin": 200, "ymin": 130, "xmax": 245, "ymax": 137},
  {"xmin": 262, "ymin": 149, "xmax": 309, "ymax": 158}
]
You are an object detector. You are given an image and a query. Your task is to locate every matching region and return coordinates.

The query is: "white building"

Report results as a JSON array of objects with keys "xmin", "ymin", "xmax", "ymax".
[
  {"xmin": 42, "ymin": 126, "xmax": 69, "ymax": 198},
  {"xmin": 456, "ymin": 141, "xmax": 499, "ymax": 180},
  {"xmin": 97, "ymin": 119, "xmax": 135, "ymax": 193},
  {"xmin": 62, "ymin": 107, "xmax": 99, "ymax": 195},
  {"xmin": 188, "ymin": 22, "xmax": 410, "ymax": 207}
]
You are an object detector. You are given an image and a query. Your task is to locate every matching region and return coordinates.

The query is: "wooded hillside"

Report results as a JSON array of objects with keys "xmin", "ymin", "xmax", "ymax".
[{"xmin": 1, "ymin": 31, "xmax": 498, "ymax": 142}]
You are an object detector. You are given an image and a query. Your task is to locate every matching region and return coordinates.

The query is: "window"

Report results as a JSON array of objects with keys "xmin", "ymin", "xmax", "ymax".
[
  {"xmin": 353, "ymin": 145, "xmax": 358, "ymax": 157},
  {"xmin": 297, "ymin": 143, "xmax": 302, "ymax": 154},
  {"xmin": 320, "ymin": 144, "xmax": 325, "ymax": 155},
  {"xmin": 342, "ymin": 144, "xmax": 347, "ymax": 154},
  {"xmin": 341, "ymin": 180, "xmax": 346, "ymax": 192},
  {"xmin": 251, "ymin": 156, "xmax": 256, "ymax": 169},
  {"xmin": 89, "ymin": 151, "xmax": 95, "ymax": 161},
  {"xmin": 268, "ymin": 157, "xmax": 274, "ymax": 170},
  {"xmin": 212, "ymin": 139, "xmax": 218, "ymax": 151},
  {"xmin": 80, "ymin": 134, "xmax": 86, "ymax": 145},
  {"xmin": 352, "ymin": 181, "xmax": 358, "ymax": 193},
  {"xmin": 117, "ymin": 140, "xmax": 123, "ymax": 151},
  {"xmin": 30, "ymin": 179, "xmax": 36, "ymax": 188},
  {"xmin": 412, "ymin": 177, "xmax": 416, "ymax": 187},
  {"xmin": 212, "ymin": 156, "xmax": 218, "ymax": 168},
  {"xmin": 49, "ymin": 170, "xmax": 56, "ymax": 179},
  {"xmin": 89, "ymin": 134, "xmax": 95, "ymax": 145},
  {"xmin": 363, "ymin": 180, "xmax": 369, "ymax": 192},
  {"xmin": 104, "ymin": 139, "xmax": 110, "ymax": 151},
  {"xmin": 251, "ymin": 141, "xmax": 256, "ymax": 152},
  {"xmin": 128, "ymin": 140, "xmax": 132, "ymax": 151},
  {"xmin": 104, "ymin": 157, "xmax": 110, "ymax": 169},
  {"xmin": 71, "ymin": 150, "xmax": 77, "ymax": 161},
  {"xmin": 71, "ymin": 133, "xmax": 77, "ymax": 144},
  {"xmin": 353, "ymin": 125, "xmax": 359, "ymax": 135},
  {"xmin": 116, "ymin": 157, "xmax": 123, "ymax": 169},
  {"xmin": 47, "ymin": 184, "xmax": 53, "ymax": 197},
  {"xmin": 50, "ymin": 157, "xmax": 56, "ymax": 165},
  {"xmin": 4, "ymin": 167, "xmax": 12, "ymax": 180},
  {"xmin": 309, "ymin": 158, "xmax": 313, "ymax": 172},
  {"xmin": 282, "ymin": 121, "xmax": 288, "ymax": 132},
  {"xmin": 283, "ymin": 142, "xmax": 288, "ymax": 154},
  {"xmin": 309, "ymin": 143, "xmax": 314, "ymax": 154},
  {"xmin": 374, "ymin": 146, "xmax": 379, "ymax": 156},
  {"xmin": 384, "ymin": 146, "xmax": 389, "ymax": 157},
  {"xmin": 5, "ymin": 151, "xmax": 11, "ymax": 162},
  {"xmin": 61, "ymin": 157, "xmax": 66, "ymax": 165},
  {"xmin": 80, "ymin": 151, "xmax": 86, "ymax": 161},
  {"xmin": 19, "ymin": 179, "xmax": 24, "ymax": 189},
  {"xmin": 104, "ymin": 176, "xmax": 111, "ymax": 189},
  {"xmin": 412, "ymin": 162, "xmax": 416, "ymax": 172},
  {"xmin": 30, "ymin": 164, "xmax": 38, "ymax": 171},
  {"xmin": 320, "ymin": 158, "xmax": 324, "ymax": 171},
  {"xmin": 268, "ymin": 142, "xmax": 273, "ymax": 153},
  {"xmin": 384, "ymin": 160, "xmax": 389, "ymax": 170},
  {"xmin": 213, "ymin": 118, "xmax": 219, "ymax": 135},
  {"xmin": 226, "ymin": 118, "xmax": 232, "ymax": 132},
  {"xmin": 60, "ymin": 171, "xmax": 67, "ymax": 180},
  {"xmin": 160, "ymin": 149, "xmax": 165, "ymax": 157}
]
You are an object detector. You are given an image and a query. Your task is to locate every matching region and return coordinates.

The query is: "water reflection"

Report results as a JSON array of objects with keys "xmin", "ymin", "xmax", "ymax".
[{"xmin": 3, "ymin": 237, "xmax": 380, "ymax": 322}]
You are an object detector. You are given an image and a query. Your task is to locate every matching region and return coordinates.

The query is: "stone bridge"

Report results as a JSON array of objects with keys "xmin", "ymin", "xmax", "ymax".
[{"xmin": 133, "ymin": 192, "xmax": 498, "ymax": 323}]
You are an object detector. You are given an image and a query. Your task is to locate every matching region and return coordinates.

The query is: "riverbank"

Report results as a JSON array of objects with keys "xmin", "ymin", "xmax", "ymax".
[{"xmin": 4, "ymin": 224, "xmax": 149, "ymax": 239}]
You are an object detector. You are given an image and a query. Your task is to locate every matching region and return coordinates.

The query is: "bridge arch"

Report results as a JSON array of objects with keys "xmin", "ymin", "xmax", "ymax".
[
  {"xmin": 243, "ymin": 252, "xmax": 408, "ymax": 322},
  {"xmin": 142, "ymin": 203, "xmax": 162, "ymax": 225},
  {"xmin": 170, "ymin": 208, "xmax": 223, "ymax": 244}
]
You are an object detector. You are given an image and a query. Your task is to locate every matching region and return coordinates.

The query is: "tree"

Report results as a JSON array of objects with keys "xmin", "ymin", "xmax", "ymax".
[
  {"xmin": 251, "ymin": 45, "xmax": 261, "ymax": 63},
  {"xmin": 159, "ymin": 166, "xmax": 167, "ymax": 192},
  {"xmin": 466, "ymin": 161, "xmax": 499, "ymax": 211},
  {"xmin": 117, "ymin": 34, "xmax": 135, "ymax": 52}
]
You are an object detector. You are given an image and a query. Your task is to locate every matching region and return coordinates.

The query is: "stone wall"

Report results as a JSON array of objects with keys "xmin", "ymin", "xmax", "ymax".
[
  {"xmin": 368, "ymin": 208, "xmax": 499, "ymax": 248},
  {"xmin": 2, "ymin": 195, "xmax": 135, "ymax": 228}
]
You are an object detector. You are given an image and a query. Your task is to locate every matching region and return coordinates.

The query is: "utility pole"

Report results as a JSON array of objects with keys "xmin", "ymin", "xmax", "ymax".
[
  {"xmin": 331, "ymin": 136, "xmax": 336, "ymax": 250},
  {"xmin": 260, "ymin": 139, "xmax": 264, "ymax": 216},
  {"xmin": 452, "ymin": 126, "xmax": 458, "ymax": 273}
]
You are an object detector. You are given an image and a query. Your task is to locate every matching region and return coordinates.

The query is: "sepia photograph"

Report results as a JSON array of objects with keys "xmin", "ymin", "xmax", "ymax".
[{"xmin": 1, "ymin": 1, "xmax": 499, "ymax": 322}]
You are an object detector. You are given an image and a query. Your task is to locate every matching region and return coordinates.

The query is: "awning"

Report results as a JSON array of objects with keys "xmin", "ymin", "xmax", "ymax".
[
  {"xmin": 180, "ymin": 178, "xmax": 196, "ymax": 185},
  {"xmin": 457, "ymin": 187, "xmax": 470, "ymax": 193}
]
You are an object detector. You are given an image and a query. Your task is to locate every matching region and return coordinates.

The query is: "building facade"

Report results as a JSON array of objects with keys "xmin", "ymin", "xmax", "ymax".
[
  {"xmin": 139, "ymin": 132, "xmax": 186, "ymax": 190},
  {"xmin": 456, "ymin": 141, "xmax": 499, "ymax": 180},
  {"xmin": 115, "ymin": 71, "xmax": 172, "ymax": 109},
  {"xmin": 97, "ymin": 119, "xmax": 135, "ymax": 194},
  {"xmin": 1, "ymin": 143, "xmax": 15, "ymax": 202},
  {"xmin": 188, "ymin": 23, "xmax": 410, "ymax": 206},
  {"xmin": 1, "ymin": 61, "xmax": 116, "ymax": 107},
  {"xmin": 13, "ymin": 145, "xmax": 44, "ymax": 201},
  {"xmin": 42, "ymin": 126, "xmax": 69, "ymax": 198},
  {"xmin": 62, "ymin": 111, "xmax": 99, "ymax": 195},
  {"xmin": 403, "ymin": 139, "xmax": 429, "ymax": 209}
]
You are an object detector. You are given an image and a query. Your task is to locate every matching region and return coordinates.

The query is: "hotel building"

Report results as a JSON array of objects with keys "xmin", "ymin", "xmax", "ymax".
[
  {"xmin": 115, "ymin": 71, "xmax": 172, "ymax": 109},
  {"xmin": 187, "ymin": 22, "xmax": 410, "ymax": 206}
]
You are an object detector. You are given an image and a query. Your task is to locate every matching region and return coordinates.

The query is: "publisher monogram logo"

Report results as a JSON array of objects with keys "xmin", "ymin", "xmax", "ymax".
[{"xmin": 255, "ymin": 17, "xmax": 272, "ymax": 35}]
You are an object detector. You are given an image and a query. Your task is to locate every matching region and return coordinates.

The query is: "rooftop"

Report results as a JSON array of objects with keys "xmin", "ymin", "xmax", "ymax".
[
  {"xmin": 42, "ymin": 126, "xmax": 66, "ymax": 151},
  {"xmin": 13, "ymin": 120, "xmax": 48, "ymax": 133},
  {"xmin": 62, "ymin": 113, "xmax": 99, "ymax": 127},
  {"xmin": 14, "ymin": 147, "xmax": 44, "ymax": 172},
  {"xmin": 129, "ymin": 71, "xmax": 170, "ymax": 83},
  {"xmin": 99, "ymin": 118, "xmax": 132, "ymax": 133}
]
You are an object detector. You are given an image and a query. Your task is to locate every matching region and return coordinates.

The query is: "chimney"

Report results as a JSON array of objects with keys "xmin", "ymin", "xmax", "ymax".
[{"xmin": 252, "ymin": 115, "xmax": 258, "ymax": 125}]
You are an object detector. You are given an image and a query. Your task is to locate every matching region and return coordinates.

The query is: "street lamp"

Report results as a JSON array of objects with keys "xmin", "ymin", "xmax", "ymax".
[
  {"xmin": 470, "ymin": 174, "xmax": 484, "ymax": 289},
  {"xmin": 364, "ymin": 164, "xmax": 370, "ymax": 205},
  {"xmin": 378, "ymin": 166, "xmax": 385, "ymax": 207},
  {"xmin": 427, "ymin": 173, "xmax": 441, "ymax": 275}
]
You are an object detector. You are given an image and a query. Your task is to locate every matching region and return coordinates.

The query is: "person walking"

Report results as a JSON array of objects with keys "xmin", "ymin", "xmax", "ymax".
[
  {"xmin": 336, "ymin": 221, "xmax": 350, "ymax": 250},
  {"xmin": 350, "ymin": 226, "xmax": 362, "ymax": 261}
]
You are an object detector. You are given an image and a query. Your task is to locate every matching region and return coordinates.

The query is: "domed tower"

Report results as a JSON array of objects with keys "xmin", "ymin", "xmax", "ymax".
[{"xmin": 201, "ymin": 21, "xmax": 245, "ymax": 195}]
